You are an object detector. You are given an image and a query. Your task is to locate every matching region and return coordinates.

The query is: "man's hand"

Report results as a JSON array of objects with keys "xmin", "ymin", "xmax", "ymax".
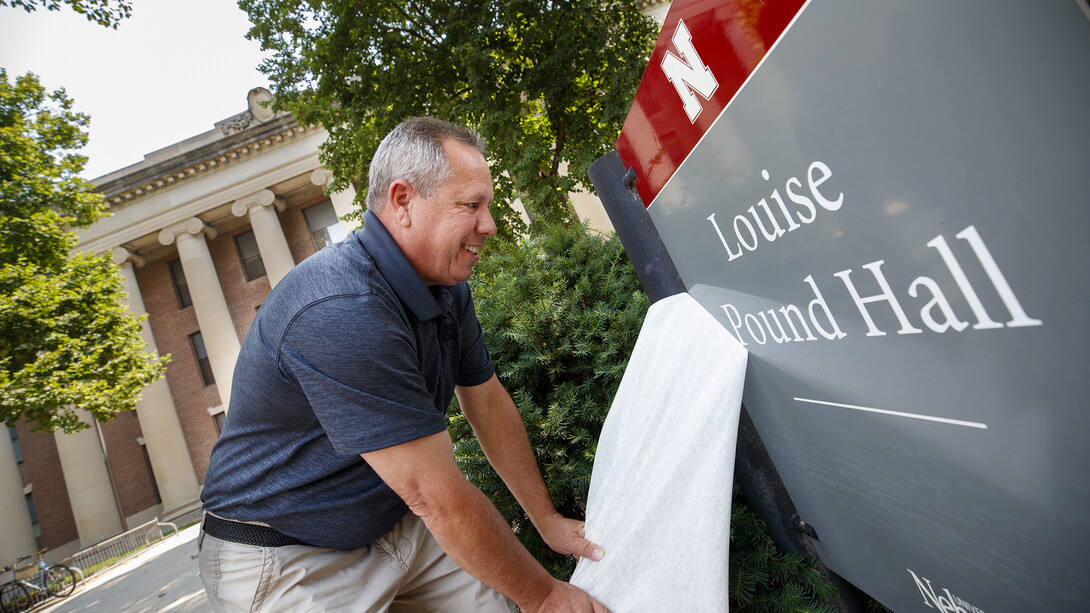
[
  {"xmin": 537, "ymin": 513, "xmax": 604, "ymax": 562},
  {"xmin": 527, "ymin": 582, "xmax": 611, "ymax": 613}
]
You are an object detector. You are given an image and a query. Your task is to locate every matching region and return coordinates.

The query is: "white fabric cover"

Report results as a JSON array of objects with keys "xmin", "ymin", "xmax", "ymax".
[{"xmin": 569, "ymin": 292, "xmax": 748, "ymax": 612}]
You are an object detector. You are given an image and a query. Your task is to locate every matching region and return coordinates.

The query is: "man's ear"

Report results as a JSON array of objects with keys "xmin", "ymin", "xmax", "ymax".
[{"xmin": 387, "ymin": 180, "xmax": 414, "ymax": 227}]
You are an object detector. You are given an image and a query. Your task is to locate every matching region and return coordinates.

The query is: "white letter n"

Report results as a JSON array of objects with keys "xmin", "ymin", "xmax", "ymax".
[{"xmin": 660, "ymin": 19, "xmax": 719, "ymax": 123}]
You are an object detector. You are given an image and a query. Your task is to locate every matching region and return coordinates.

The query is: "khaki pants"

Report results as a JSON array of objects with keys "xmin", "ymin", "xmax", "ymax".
[{"xmin": 198, "ymin": 513, "xmax": 516, "ymax": 612}]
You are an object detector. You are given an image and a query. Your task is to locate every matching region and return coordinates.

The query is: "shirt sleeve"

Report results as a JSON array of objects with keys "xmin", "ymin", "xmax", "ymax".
[
  {"xmin": 456, "ymin": 286, "xmax": 494, "ymax": 387},
  {"xmin": 276, "ymin": 293, "xmax": 448, "ymax": 455}
]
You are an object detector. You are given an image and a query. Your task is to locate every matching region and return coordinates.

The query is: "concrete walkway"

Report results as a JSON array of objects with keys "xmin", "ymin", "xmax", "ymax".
[{"xmin": 36, "ymin": 524, "xmax": 210, "ymax": 613}]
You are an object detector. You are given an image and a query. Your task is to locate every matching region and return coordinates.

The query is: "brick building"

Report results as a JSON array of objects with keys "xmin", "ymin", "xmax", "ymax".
[{"xmin": 0, "ymin": 88, "xmax": 361, "ymax": 563}]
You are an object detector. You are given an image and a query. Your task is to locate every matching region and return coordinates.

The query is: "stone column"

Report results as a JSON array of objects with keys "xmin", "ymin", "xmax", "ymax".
[
  {"xmin": 310, "ymin": 168, "xmax": 360, "ymax": 232},
  {"xmin": 0, "ymin": 430, "xmax": 37, "ymax": 561},
  {"xmin": 158, "ymin": 218, "xmax": 241, "ymax": 409},
  {"xmin": 54, "ymin": 411, "xmax": 123, "ymax": 544},
  {"xmin": 231, "ymin": 190, "xmax": 295, "ymax": 288},
  {"xmin": 111, "ymin": 248, "xmax": 200, "ymax": 510}
]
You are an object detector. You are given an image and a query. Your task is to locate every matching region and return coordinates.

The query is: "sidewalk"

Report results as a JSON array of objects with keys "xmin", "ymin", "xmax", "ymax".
[{"xmin": 36, "ymin": 524, "xmax": 210, "ymax": 613}]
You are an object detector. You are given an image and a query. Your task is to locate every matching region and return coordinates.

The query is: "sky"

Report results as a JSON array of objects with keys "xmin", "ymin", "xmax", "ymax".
[{"xmin": 0, "ymin": 0, "xmax": 271, "ymax": 180}]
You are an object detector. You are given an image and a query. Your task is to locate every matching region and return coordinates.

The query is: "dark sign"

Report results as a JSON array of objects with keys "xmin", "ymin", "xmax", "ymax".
[{"xmin": 617, "ymin": 1, "xmax": 1090, "ymax": 611}]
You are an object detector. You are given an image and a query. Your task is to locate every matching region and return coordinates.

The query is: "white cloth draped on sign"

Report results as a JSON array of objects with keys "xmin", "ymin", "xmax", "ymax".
[{"xmin": 569, "ymin": 292, "xmax": 748, "ymax": 612}]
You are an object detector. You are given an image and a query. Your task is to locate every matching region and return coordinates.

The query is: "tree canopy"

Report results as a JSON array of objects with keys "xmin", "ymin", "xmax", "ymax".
[
  {"xmin": 240, "ymin": 0, "xmax": 659, "ymax": 237},
  {"xmin": 0, "ymin": 69, "xmax": 167, "ymax": 433},
  {"xmin": 0, "ymin": 0, "xmax": 131, "ymax": 28}
]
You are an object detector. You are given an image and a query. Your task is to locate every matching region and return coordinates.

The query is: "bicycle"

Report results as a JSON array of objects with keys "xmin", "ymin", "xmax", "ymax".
[{"xmin": 0, "ymin": 549, "xmax": 77, "ymax": 612}]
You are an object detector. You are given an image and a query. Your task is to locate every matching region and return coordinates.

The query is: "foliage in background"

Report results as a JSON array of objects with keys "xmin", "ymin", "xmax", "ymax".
[
  {"xmin": 730, "ymin": 484, "xmax": 838, "ymax": 612},
  {"xmin": 0, "ymin": 70, "xmax": 166, "ymax": 432},
  {"xmin": 449, "ymin": 221, "xmax": 650, "ymax": 578},
  {"xmin": 239, "ymin": 0, "xmax": 659, "ymax": 238},
  {"xmin": 0, "ymin": 0, "xmax": 131, "ymax": 28},
  {"xmin": 454, "ymin": 222, "xmax": 842, "ymax": 612},
  {"xmin": 867, "ymin": 596, "xmax": 893, "ymax": 612}
]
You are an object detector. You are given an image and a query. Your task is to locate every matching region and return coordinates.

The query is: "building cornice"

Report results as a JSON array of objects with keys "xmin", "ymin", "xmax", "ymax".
[
  {"xmin": 93, "ymin": 114, "xmax": 313, "ymax": 206},
  {"xmin": 75, "ymin": 151, "xmax": 323, "ymax": 256}
]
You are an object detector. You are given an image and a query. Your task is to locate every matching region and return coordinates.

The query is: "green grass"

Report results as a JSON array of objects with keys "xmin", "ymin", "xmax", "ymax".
[
  {"xmin": 80, "ymin": 547, "xmax": 149, "ymax": 577},
  {"xmin": 77, "ymin": 522, "xmax": 197, "ymax": 578}
]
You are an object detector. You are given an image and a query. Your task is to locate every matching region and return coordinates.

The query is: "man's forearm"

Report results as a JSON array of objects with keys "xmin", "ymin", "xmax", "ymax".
[
  {"xmin": 458, "ymin": 378, "xmax": 606, "ymax": 563},
  {"xmin": 458, "ymin": 378, "xmax": 559, "ymax": 527},
  {"xmin": 362, "ymin": 429, "xmax": 604, "ymax": 612},
  {"xmin": 410, "ymin": 470, "xmax": 556, "ymax": 610}
]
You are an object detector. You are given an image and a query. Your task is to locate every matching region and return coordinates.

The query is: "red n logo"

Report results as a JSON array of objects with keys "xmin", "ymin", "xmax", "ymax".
[{"xmin": 660, "ymin": 19, "xmax": 719, "ymax": 123}]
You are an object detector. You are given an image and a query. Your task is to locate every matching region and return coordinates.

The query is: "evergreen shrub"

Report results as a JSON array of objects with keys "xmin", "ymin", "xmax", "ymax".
[
  {"xmin": 729, "ymin": 484, "xmax": 837, "ymax": 612},
  {"xmin": 451, "ymin": 220, "xmax": 650, "ymax": 578},
  {"xmin": 453, "ymin": 221, "xmax": 837, "ymax": 612}
]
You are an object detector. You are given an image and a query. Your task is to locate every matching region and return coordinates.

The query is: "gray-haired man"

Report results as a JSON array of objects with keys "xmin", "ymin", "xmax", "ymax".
[{"xmin": 199, "ymin": 118, "xmax": 608, "ymax": 612}]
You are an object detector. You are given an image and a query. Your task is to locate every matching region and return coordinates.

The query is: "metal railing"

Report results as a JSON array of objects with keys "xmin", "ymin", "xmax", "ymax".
[{"xmin": 58, "ymin": 517, "xmax": 179, "ymax": 581}]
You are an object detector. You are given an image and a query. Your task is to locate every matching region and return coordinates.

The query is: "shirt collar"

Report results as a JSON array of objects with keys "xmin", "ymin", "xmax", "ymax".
[{"xmin": 360, "ymin": 209, "xmax": 442, "ymax": 321}]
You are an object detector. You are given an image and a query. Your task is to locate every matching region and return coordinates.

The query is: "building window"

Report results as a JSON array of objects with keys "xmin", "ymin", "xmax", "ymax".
[
  {"xmin": 190, "ymin": 332, "xmax": 215, "ymax": 386},
  {"xmin": 303, "ymin": 200, "xmax": 346, "ymax": 251},
  {"xmin": 139, "ymin": 442, "xmax": 162, "ymax": 505},
  {"xmin": 8, "ymin": 428, "xmax": 21, "ymax": 464},
  {"xmin": 168, "ymin": 259, "xmax": 192, "ymax": 308},
  {"xmin": 25, "ymin": 493, "xmax": 41, "ymax": 547},
  {"xmin": 212, "ymin": 412, "xmax": 227, "ymax": 435},
  {"xmin": 234, "ymin": 230, "xmax": 267, "ymax": 281}
]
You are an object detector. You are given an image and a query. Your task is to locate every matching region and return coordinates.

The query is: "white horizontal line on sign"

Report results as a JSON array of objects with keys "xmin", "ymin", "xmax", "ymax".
[{"xmin": 793, "ymin": 397, "xmax": 988, "ymax": 430}]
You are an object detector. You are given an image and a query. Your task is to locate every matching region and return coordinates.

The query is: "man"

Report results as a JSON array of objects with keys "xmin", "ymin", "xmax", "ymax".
[{"xmin": 198, "ymin": 117, "xmax": 609, "ymax": 612}]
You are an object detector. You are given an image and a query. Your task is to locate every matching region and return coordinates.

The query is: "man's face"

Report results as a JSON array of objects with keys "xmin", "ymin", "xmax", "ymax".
[{"xmin": 403, "ymin": 140, "xmax": 496, "ymax": 286}]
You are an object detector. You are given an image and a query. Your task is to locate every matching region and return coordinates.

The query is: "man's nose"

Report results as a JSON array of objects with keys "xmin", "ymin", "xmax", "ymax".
[{"xmin": 477, "ymin": 207, "xmax": 497, "ymax": 237}]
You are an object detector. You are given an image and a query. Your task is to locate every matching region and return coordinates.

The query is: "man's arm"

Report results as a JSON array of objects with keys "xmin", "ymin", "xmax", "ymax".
[
  {"xmin": 362, "ymin": 431, "xmax": 607, "ymax": 613},
  {"xmin": 455, "ymin": 374, "xmax": 605, "ymax": 562}
]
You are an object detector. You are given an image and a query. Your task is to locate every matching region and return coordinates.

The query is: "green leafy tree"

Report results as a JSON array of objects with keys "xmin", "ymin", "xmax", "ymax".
[
  {"xmin": 0, "ymin": 70, "xmax": 167, "ymax": 433},
  {"xmin": 0, "ymin": 0, "xmax": 131, "ymax": 28},
  {"xmin": 239, "ymin": 0, "xmax": 659, "ymax": 237},
  {"xmin": 450, "ymin": 221, "xmax": 650, "ymax": 578}
]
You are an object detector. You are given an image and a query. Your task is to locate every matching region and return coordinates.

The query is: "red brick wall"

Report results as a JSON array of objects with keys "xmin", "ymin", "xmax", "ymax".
[
  {"xmin": 137, "ymin": 256, "xmax": 222, "ymax": 483},
  {"xmin": 14, "ymin": 423, "xmax": 78, "ymax": 550},
  {"xmin": 210, "ymin": 226, "xmax": 273, "ymax": 342},
  {"xmin": 136, "ymin": 202, "xmax": 320, "ymax": 483},
  {"xmin": 99, "ymin": 412, "xmax": 159, "ymax": 516},
  {"xmin": 283, "ymin": 196, "xmax": 332, "ymax": 263},
  {"xmin": 15, "ymin": 413, "xmax": 160, "ymax": 548}
]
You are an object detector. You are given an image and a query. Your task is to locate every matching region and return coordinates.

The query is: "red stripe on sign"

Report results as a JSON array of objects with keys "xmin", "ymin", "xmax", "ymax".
[{"xmin": 617, "ymin": 0, "xmax": 806, "ymax": 207}]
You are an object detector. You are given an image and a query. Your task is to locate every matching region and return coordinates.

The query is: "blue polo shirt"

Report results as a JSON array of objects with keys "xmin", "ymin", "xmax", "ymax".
[{"xmin": 201, "ymin": 210, "xmax": 494, "ymax": 549}]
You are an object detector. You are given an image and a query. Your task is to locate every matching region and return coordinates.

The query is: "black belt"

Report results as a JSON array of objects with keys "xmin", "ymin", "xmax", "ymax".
[{"xmin": 203, "ymin": 513, "xmax": 309, "ymax": 547}]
